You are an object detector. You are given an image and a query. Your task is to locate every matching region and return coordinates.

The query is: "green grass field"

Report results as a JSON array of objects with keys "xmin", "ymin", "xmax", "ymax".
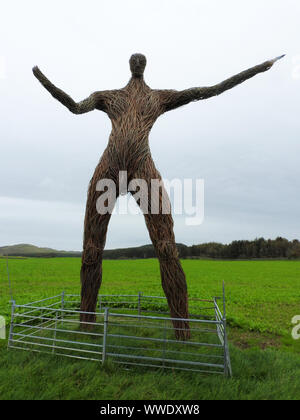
[{"xmin": 1, "ymin": 258, "xmax": 300, "ymax": 400}]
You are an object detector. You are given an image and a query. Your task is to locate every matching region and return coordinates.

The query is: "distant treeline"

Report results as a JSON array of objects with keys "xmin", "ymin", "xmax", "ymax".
[
  {"xmin": 185, "ymin": 237, "xmax": 300, "ymax": 260},
  {"xmin": 103, "ymin": 238, "xmax": 300, "ymax": 260},
  {"xmin": 1, "ymin": 237, "xmax": 299, "ymax": 259}
]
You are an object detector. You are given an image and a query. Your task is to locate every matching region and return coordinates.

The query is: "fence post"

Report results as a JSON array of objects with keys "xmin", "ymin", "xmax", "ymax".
[
  {"xmin": 52, "ymin": 311, "xmax": 59, "ymax": 354},
  {"xmin": 138, "ymin": 292, "xmax": 142, "ymax": 316},
  {"xmin": 223, "ymin": 317, "xmax": 228, "ymax": 376},
  {"xmin": 7, "ymin": 300, "xmax": 16, "ymax": 349},
  {"xmin": 102, "ymin": 307, "xmax": 109, "ymax": 364},
  {"xmin": 99, "ymin": 295, "xmax": 102, "ymax": 313},
  {"xmin": 61, "ymin": 291, "xmax": 65, "ymax": 320},
  {"xmin": 162, "ymin": 319, "xmax": 167, "ymax": 367},
  {"xmin": 222, "ymin": 281, "xmax": 232, "ymax": 377},
  {"xmin": 223, "ymin": 320, "xmax": 232, "ymax": 377}
]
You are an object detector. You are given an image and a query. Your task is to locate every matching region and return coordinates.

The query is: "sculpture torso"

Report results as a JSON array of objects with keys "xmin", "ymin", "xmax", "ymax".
[{"xmin": 96, "ymin": 78, "xmax": 164, "ymax": 177}]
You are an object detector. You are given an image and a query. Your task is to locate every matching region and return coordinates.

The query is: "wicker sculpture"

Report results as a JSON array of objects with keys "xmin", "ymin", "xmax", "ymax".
[{"xmin": 33, "ymin": 53, "xmax": 284, "ymax": 339}]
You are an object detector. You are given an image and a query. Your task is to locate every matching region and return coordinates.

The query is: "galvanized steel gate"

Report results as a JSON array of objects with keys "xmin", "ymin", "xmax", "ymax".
[{"xmin": 8, "ymin": 286, "xmax": 232, "ymax": 377}]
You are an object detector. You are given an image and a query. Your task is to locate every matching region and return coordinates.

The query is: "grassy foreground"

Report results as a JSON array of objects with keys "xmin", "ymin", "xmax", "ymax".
[{"xmin": 0, "ymin": 258, "xmax": 300, "ymax": 400}]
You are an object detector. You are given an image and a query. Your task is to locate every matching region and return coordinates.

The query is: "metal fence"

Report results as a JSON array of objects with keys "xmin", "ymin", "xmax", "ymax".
[{"xmin": 8, "ymin": 288, "xmax": 232, "ymax": 377}]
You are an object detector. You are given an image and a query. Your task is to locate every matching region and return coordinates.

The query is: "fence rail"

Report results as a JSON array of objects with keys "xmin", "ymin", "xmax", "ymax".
[{"xmin": 8, "ymin": 288, "xmax": 232, "ymax": 377}]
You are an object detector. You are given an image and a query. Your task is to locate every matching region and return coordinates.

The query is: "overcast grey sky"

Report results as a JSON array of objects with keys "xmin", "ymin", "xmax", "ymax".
[{"xmin": 1, "ymin": 0, "xmax": 299, "ymax": 250}]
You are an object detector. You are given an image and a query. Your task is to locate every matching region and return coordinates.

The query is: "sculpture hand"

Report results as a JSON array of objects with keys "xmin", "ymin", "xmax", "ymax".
[
  {"xmin": 32, "ymin": 65, "xmax": 43, "ymax": 79},
  {"xmin": 271, "ymin": 54, "xmax": 286, "ymax": 63},
  {"xmin": 265, "ymin": 54, "xmax": 286, "ymax": 70}
]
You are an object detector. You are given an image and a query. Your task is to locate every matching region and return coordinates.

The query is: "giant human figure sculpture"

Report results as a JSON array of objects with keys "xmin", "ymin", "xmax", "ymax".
[{"xmin": 33, "ymin": 53, "xmax": 284, "ymax": 339}]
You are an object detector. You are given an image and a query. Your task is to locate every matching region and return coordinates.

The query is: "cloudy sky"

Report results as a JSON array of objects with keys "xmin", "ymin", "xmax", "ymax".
[{"xmin": 1, "ymin": 0, "xmax": 299, "ymax": 250}]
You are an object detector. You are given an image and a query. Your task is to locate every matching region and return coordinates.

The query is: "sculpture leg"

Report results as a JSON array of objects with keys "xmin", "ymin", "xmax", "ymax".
[
  {"xmin": 133, "ymin": 158, "xmax": 190, "ymax": 340},
  {"xmin": 80, "ymin": 156, "xmax": 115, "ymax": 326},
  {"xmin": 146, "ymin": 213, "xmax": 190, "ymax": 340}
]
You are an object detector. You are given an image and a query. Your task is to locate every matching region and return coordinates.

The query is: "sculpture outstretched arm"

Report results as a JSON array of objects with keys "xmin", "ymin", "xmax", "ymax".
[
  {"xmin": 32, "ymin": 66, "xmax": 99, "ymax": 114},
  {"xmin": 162, "ymin": 55, "xmax": 285, "ymax": 111}
]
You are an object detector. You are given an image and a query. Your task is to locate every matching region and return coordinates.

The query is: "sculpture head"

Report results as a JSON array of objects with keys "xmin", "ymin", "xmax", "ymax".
[{"xmin": 129, "ymin": 53, "xmax": 146, "ymax": 78}]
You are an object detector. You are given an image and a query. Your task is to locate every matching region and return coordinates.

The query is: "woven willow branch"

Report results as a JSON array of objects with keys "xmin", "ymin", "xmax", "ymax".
[{"xmin": 33, "ymin": 53, "xmax": 284, "ymax": 340}]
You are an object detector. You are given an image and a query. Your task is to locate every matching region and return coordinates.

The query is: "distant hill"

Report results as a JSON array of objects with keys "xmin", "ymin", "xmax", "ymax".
[{"xmin": 0, "ymin": 244, "xmax": 81, "ymax": 258}]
